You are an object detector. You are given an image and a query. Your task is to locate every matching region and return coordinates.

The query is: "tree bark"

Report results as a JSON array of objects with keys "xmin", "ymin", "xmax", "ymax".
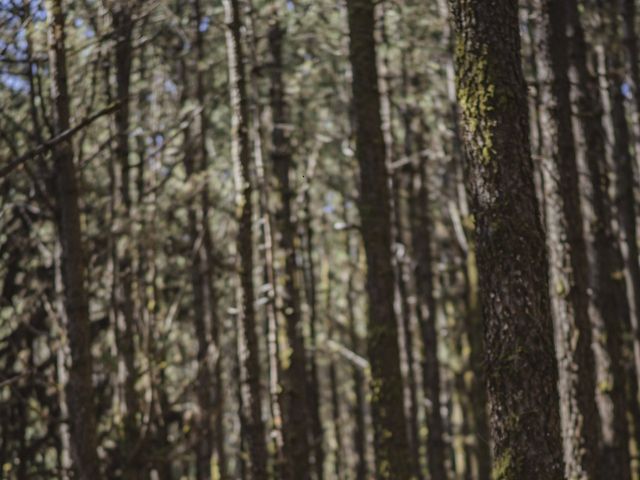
[
  {"xmin": 345, "ymin": 1, "xmax": 412, "ymax": 478},
  {"xmin": 449, "ymin": 1, "xmax": 564, "ymax": 478},
  {"xmin": 223, "ymin": 0, "xmax": 269, "ymax": 477},
  {"xmin": 267, "ymin": 13, "xmax": 312, "ymax": 480},
  {"xmin": 47, "ymin": 1, "xmax": 102, "ymax": 478}
]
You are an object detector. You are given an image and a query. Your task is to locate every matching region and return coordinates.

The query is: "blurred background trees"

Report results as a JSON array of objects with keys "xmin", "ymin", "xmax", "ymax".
[{"xmin": 3, "ymin": 0, "xmax": 640, "ymax": 479}]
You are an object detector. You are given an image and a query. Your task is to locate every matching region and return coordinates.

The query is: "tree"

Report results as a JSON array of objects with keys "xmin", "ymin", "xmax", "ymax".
[
  {"xmin": 223, "ymin": 0, "xmax": 269, "ymax": 477},
  {"xmin": 345, "ymin": 0, "xmax": 412, "ymax": 478},
  {"xmin": 449, "ymin": 1, "xmax": 564, "ymax": 477},
  {"xmin": 267, "ymin": 6, "xmax": 312, "ymax": 479},
  {"xmin": 47, "ymin": 1, "xmax": 102, "ymax": 478}
]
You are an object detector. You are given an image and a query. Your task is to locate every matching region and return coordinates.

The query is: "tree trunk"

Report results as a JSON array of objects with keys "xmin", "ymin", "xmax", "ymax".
[
  {"xmin": 47, "ymin": 1, "xmax": 102, "ymax": 478},
  {"xmin": 192, "ymin": 0, "xmax": 228, "ymax": 477},
  {"xmin": 407, "ymin": 119, "xmax": 449, "ymax": 480},
  {"xmin": 267, "ymin": 13, "xmax": 311, "ymax": 480},
  {"xmin": 345, "ymin": 1, "xmax": 412, "ymax": 478},
  {"xmin": 111, "ymin": 4, "xmax": 142, "ymax": 476},
  {"xmin": 531, "ymin": 1, "xmax": 601, "ymax": 477},
  {"xmin": 301, "ymin": 151, "xmax": 325, "ymax": 480},
  {"xmin": 449, "ymin": 1, "xmax": 564, "ymax": 478},
  {"xmin": 223, "ymin": 0, "xmax": 269, "ymax": 477},
  {"xmin": 342, "ymin": 197, "xmax": 369, "ymax": 480}
]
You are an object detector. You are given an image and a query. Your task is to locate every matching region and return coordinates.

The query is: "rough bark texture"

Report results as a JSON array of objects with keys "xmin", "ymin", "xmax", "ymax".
[
  {"xmin": 449, "ymin": 1, "xmax": 564, "ymax": 478},
  {"xmin": 47, "ymin": 1, "xmax": 102, "ymax": 478},
  {"xmin": 532, "ymin": 1, "xmax": 600, "ymax": 478},
  {"xmin": 566, "ymin": 1, "xmax": 633, "ymax": 477},
  {"xmin": 223, "ymin": 0, "xmax": 269, "ymax": 477},
  {"xmin": 345, "ymin": 0, "xmax": 412, "ymax": 478},
  {"xmin": 268, "ymin": 15, "xmax": 311, "ymax": 480}
]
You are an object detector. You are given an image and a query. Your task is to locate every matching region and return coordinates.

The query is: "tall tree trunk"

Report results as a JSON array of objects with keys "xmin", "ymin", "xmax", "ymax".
[
  {"xmin": 47, "ymin": 1, "xmax": 102, "ymax": 478},
  {"xmin": 449, "ymin": 1, "xmax": 564, "ymax": 478},
  {"xmin": 267, "ymin": 12, "xmax": 311, "ymax": 480},
  {"xmin": 404, "ymin": 111, "xmax": 449, "ymax": 480},
  {"xmin": 181, "ymin": 76, "xmax": 214, "ymax": 480},
  {"xmin": 345, "ymin": 1, "xmax": 412, "ymax": 478},
  {"xmin": 323, "ymin": 255, "xmax": 344, "ymax": 480},
  {"xmin": 531, "ymin": 1, "xmax": 601, "ymax": 477},
  {"xmin": 300, "ymin": 149, "xmax": 325, "ymax": 480},
  {"xmin": 378, "ymin": 17, "xmax": 423, "ymax": 476},
  {"xmin": 342, "ymin": 197, "xmax": 369, "ymax": 480},
  {"xmin": 193, "ymin": 0, "xmax": 228, "ymax": 476},
  {"xmin": 111, "ymin": 4, "xmax": 142, "ymax": 476},
  {"xmin": 566, "ymin": 0, "xmax": 634, "ymax": 476},
  {"xmin": 223, "ymin": 0, "xmax": 269, "ymax": 477}
]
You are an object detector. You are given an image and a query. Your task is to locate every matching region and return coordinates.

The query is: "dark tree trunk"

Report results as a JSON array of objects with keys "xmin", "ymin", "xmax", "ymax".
[
  {"xmin": 267, "ymin": 12, "xmax": 312, "ymax": 480},
  {"xmin": 111, "ymin": 5, "xmax": 142, "ymax": 476},
  {"xmin": 223, "ymin": 0, "xmax": 269, "ymax": 477},
  {"xmin": 47, "ymin": 1, "xmax": 102, "ymax": 479},
  {"xmin": 345, "ymin": 1, "xmax": 412, "ymax": 478},
  {"xmin": 301, "ymin": 161, "xmax": 325, "ymax": 480},
  {"xmin": 192, "ymin": 0, "xmax": 228, "ymax": 477},
  {"xmin": 323, "ymin": 264, "xmax": 344, "ymax": 480},
  {"xmin": 531, "ymin": 1, "xmax": 601, "ymax": 477},
  {"xmin": 449, "ymin": 1, "xmax": 564, "ymax": 478}
]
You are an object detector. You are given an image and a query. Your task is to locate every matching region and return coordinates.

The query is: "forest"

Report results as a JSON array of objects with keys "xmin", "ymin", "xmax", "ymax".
[{"xmin": 3, "ymin": 0, "xmax": 640, "ymax": 479}]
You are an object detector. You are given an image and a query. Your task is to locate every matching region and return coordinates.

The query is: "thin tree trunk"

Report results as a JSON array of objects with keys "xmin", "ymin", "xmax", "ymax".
[
  {"xmin": 111, "ymin": 5, "xmax": 142, "ymax": 476},
  {"xmin": 223, "ymin": 0, "xmax": 269, "ymax": 477},
  {"xmin": 300, "ymin": 151, "xmax": 325, "ymax": 480},
  {"xmin": 449, "ymin": 1, "xmax": 564, "ymax": 477},
  {"xmin": 267, "ymin": 11, "xmax": 311, "ymax": 479},
  {"xmin": 409, "ymin": 131, "xmax": 448, "ymax": 480},
  {"xmin": 323, "ymin": 257, "xmax": 344, "ymax": 480},
  {"xmin": 47, "ymin": 1, "xmax": 102, "ymax": 478},
  {"xmin": 345, "ymin": 1, "xmax": 412, "ymax": 478},
  {"xmin": 342, "ymin": 197, "xmax": 369, "ymax": 480},
  {"xmin": 181, "ymin": 80, "xmax": 214, "ymax": 480},
  {"xmin": 193, "ymin": 0, "xmax": 228, "ymax": 476},
  {"xmin": 531, "ymin": 1, "xmax": 601, "ymax": 477},
  {"xmin": 378, "ymin": 17, "xmax": 423, "ymax": 476}
]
